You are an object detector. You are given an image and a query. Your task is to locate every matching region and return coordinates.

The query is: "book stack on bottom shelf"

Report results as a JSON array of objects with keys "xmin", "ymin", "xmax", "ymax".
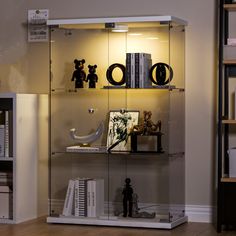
[
  {"xmin": 0, "ymin": 171, "xmax": 13, "ymax": 219},
  {"xmin": 62, "ymin": 178, "xmax": 104, "ymax": 218}
]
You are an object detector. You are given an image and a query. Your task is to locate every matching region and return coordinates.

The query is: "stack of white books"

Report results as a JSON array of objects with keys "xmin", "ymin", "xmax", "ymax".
[{"xmin": 62, "ymin": 178, "xmax": 104, "ymax": 218}]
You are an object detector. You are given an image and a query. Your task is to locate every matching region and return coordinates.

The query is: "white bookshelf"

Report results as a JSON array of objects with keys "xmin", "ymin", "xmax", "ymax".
[{"xmin": 0, "ymin": 93, "xmax": 46, "ymax": 224}]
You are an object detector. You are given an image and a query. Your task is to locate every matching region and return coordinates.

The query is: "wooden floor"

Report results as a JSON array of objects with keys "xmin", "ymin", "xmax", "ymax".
[{"xmin": 0, "ymin": 217, "xmax": 235, "ymax": 236}]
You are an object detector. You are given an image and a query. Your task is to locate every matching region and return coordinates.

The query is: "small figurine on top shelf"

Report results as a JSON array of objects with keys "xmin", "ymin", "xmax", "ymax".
[
  {"xmin": 71, "ymin": 59, "xmax": 86, "ymax": 88},
  {"xmin": 85, "ymin": 64, "xmax": 98, "ymax": 88}
]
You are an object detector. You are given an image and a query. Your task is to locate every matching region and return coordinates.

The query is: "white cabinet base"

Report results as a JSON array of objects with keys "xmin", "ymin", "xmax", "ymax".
[{"xmin": 47, "ymin": 215, "xmax": 188, "ymax": 229}]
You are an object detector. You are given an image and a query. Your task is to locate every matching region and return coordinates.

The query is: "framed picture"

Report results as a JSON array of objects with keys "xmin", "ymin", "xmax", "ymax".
[{"xmin": 107, "ymin": 110, "xmax": 139, "ymax": 152}]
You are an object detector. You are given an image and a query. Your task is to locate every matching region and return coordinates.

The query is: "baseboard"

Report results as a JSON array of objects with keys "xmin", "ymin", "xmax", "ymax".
[
  {"xmin": 48, "ymin": 199, "xmax": 213, "ymax": 223},
  {"xmin": 185, "ymin": 205, "xmax": 213, "ymax": 223}
]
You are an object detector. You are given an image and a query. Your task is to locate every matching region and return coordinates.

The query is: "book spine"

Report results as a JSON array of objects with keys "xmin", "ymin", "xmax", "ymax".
[
  {"xmin": 4, "ymin": 111, "xmax": 9, "ymax": 158},
  {"xmin": 0, "ymin": 125, "xmax": 5, "ymax": 157},
  {"xmin": 126, "ymin": 53, "xmax": 131, "ymax": 88},
  {"xmin": 139, "ymin": 53, "xmax": 144, "ymax": 88},
  {"xmin": 130, "ymin": 53, "xmax": 135, "ymax": 88},
  {"xmin": 89, "ymin": 179, "xmax": 105, "ymax": 217},
  {"xmin": 62, "ymin": 179, "xmax": 75, "ymax": 216},
  {"xmin": 78, "ymin": 179, "xmax": 88, "ymax": 217},
  {"xmin": 8, "ymin": 110, "xmax": 13, "ymax": 157},
  {"xmin": 135, "ymin": 53, "xmax": 140, "ymax": 88},
  {"xmin": 91, "ymin": 180, "xmax": 96, "ymax": 217},
  {"xmin": 95, "ymin": 179, "xmax": 104, "ymax": 217},
  {"xmin": 74, "ymin": 179, "xmax": 79, "ymax": 217},
  {"xmin": 144, "ymin": 54, "xmax": 152, "ymax": 88},
  {"xmin": 87, "ymin": 179, "xmax": 93, "ymax": 217}
]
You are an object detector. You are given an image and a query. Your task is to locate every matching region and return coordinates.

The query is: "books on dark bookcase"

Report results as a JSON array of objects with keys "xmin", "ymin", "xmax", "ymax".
[
  {"xmin": 62, "ymin": 178, "xmax": 104, "ymax": 218},
  {"xmin": 0, "ymin": 125, "xmax": 5, "ymax": 157},
  {"xmin": 126, "ymin": 52, "xmax": 152, "ymax": 88}
]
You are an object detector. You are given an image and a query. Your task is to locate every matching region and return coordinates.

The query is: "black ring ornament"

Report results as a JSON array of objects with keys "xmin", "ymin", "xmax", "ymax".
[
  {"xmin": 106, "ymin": 63, "xmax": 126, "ymax": 86},
  {"xmin": 149, "ymin": 63, "xmax": 173, "ymax": 85}
]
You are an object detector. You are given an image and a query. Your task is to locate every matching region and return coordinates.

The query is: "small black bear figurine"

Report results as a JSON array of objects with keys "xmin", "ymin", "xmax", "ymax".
[
  {"xmin": 71, "ymin": 59, "xmax": 86, "ymax": 88},
  {"xmin": 85, "ymin": 64, "xmax": 98, "ymax": 88},
  {"xmin": 122, "ymin": 178, "xmax": 133, "ymax": 217}
]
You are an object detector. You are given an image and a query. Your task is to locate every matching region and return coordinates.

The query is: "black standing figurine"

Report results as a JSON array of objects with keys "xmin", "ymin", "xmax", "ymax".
[
  {"xmin": 85, "ymin": 64, "xmax": 98, "ymax": 88},
  {"xmin": 71, "ymin": 59, "xmax": 86, "ymax": 88},
  {"xmin": 122, "ymin": 178, "xmax": 133, "ymax": 217}
]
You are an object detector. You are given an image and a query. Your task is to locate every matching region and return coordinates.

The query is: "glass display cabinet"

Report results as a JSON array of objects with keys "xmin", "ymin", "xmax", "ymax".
[{"xmin": 46, "ymin": 15, "xmax": 187, "ymax": 229}]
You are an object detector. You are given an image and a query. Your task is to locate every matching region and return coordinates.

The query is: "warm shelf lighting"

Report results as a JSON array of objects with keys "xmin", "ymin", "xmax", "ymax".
[
  {"xmin": 128, "ymin": 33, "xmax": 142, "ymax": 36},
  {"xmin": 146, "ymin": 37, "xmax": 159, "ymax": 40},
  {"xmin": 111, "ymin": 24, "xmax": 128, "ymax": 33}
]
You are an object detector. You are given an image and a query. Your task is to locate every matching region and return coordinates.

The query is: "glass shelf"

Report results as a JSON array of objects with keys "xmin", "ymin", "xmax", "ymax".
[{"xmin": 50, "ymin": 86, "xmax": 185, "ymax": 93}]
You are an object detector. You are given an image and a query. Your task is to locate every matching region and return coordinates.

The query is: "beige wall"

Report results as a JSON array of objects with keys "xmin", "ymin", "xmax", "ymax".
[{"xmin": 0, "ymin": 0, "xmax": 216, "ymax": 214}]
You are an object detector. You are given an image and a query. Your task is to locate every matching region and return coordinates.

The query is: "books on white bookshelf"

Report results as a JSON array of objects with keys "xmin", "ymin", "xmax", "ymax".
[
  {"xmin": 0, "ymin": 110, "xmax": 12, "ymax": 158},
  {"xmin": 0, "ymin": 185, "xmax": 13, "ymax": 219},
  {"xmin": 62, "ymin": 178, "xmax": 104, "ymax": 218},
  {"xmin": 0, "ymin": 172, "xmax": 13, "ymax": 186},
  {"xmin": 0, "ymin": 170, "xmax": 13, "ymax": 219},
  {"xmin": 4, "ymin": 110, "xmax": 9, "ymax": 157}
]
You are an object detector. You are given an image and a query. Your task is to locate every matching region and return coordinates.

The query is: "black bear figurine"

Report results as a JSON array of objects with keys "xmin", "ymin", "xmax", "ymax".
[
  {"xmin": 85, "ymin": 64, "xmax": 98, "ymax": 88},
  {"xmin": 71, "ymin": 59, "xmax": 86, "ymax": 88}
]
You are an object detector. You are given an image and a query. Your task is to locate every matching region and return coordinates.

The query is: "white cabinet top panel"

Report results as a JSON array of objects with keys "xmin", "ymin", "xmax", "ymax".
[{"xmin": 47, "ymin": 15, "xmax": 187, "ymax": 27}]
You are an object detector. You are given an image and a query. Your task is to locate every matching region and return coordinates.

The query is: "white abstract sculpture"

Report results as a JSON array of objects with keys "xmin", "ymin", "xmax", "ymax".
[{"xmin": 70, "ymin": 122, "xmax": 104, "ymax": 146}]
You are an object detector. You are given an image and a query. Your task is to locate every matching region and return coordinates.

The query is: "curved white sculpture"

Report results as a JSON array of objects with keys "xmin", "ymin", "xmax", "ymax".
[{"xmin": 70, "ymin": 122, "xmax": 104, "ymax": 145}]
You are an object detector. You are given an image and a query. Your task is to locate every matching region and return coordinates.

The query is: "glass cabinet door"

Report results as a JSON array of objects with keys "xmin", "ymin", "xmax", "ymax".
[
  {"xmin": 48, "ymin": 16, "xmax": 186, "ymax": 228},
  {"xmin": 49, "ymin": 25, "xmax": 111, "ymax": 217}
]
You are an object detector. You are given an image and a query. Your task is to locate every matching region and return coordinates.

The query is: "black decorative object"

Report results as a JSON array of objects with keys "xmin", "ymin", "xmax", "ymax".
[
  {"xmin": 106, "ymin": 63, "xmax": 126, "ymax": 86},
  {"xmin": 122, "ymin": 178, "xmax": 133, "ymax": 217},
  {"xmin": 71, "ymin": 59, "xmax": 86, "ymax": 88},
  {"xmin": 130, "ymin": 111, "xmax": 164, "ymax": 153},
  {"xmin": 131, "ymin": 193, "xmax": 156, "ymax": 219},
  {"xmin": 85, "ymin": 64, "xmax": 98, "ymax": 88},
  {"xmin": 131, "ymin": 133, "xmax": 163, "ymax": 153},
  {"xmin": 149, "ymin": 62, "xmax": 173, "ymax": 85}
]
